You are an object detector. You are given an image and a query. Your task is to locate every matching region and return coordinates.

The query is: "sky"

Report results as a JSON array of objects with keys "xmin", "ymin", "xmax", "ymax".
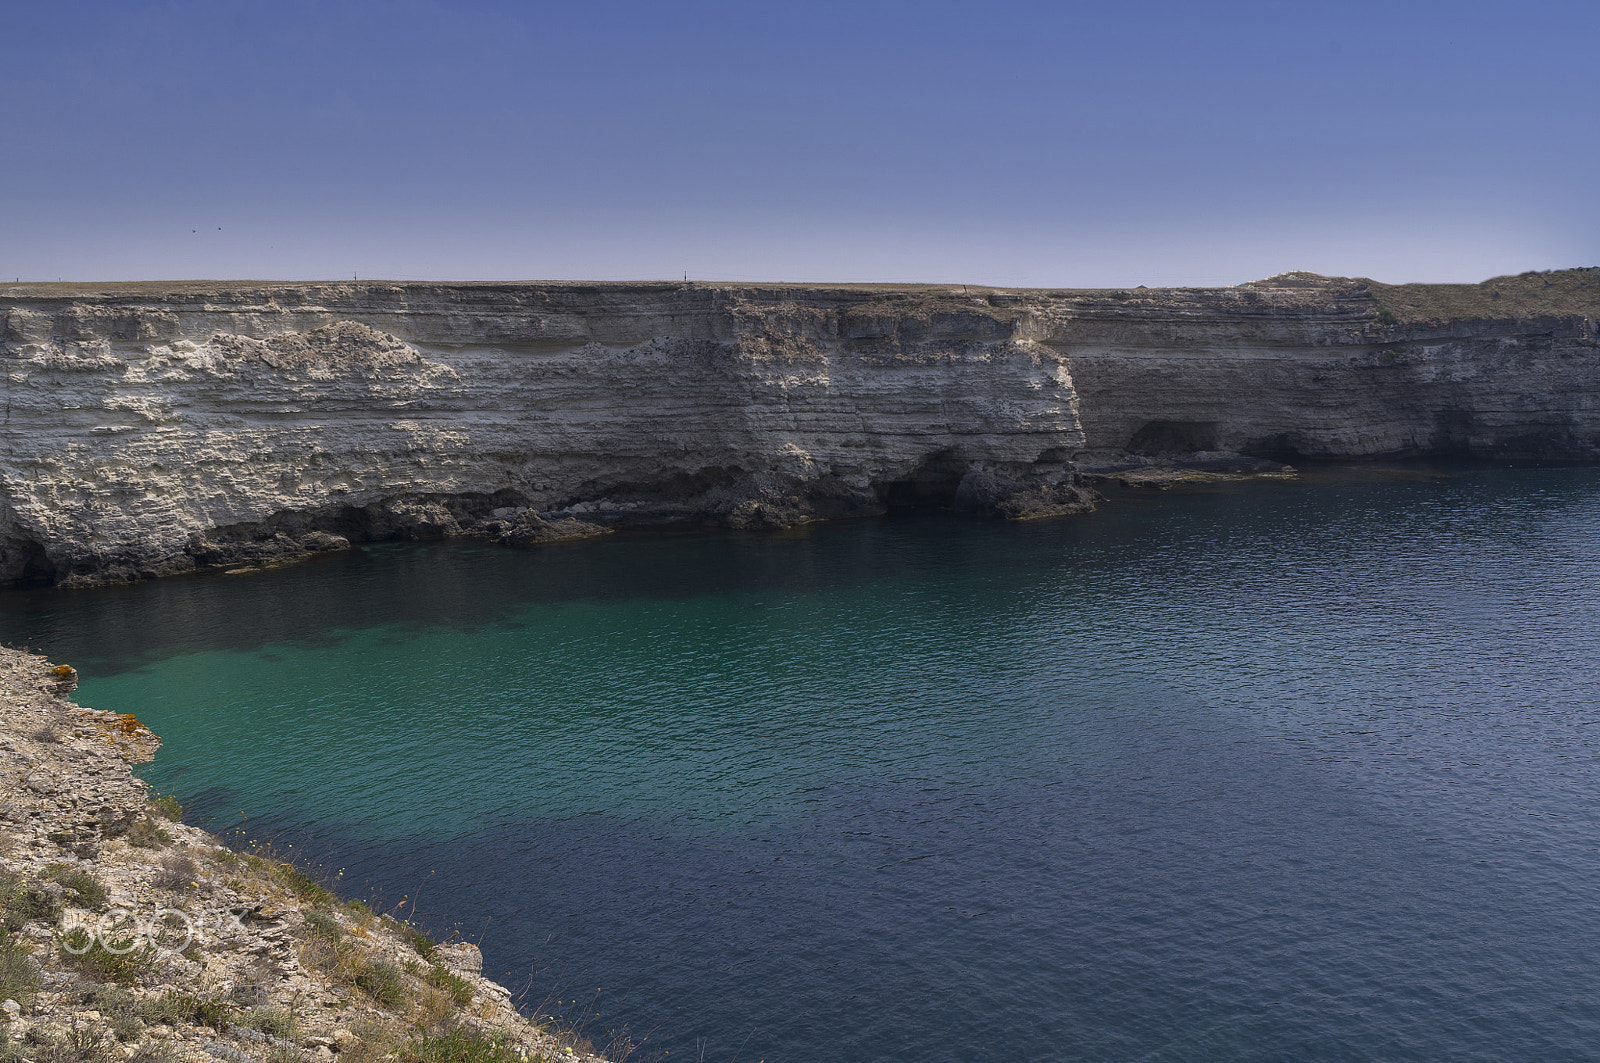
[{"xmin": 1, "ymin": 0, "xmax": 1595, "ymax": 287}]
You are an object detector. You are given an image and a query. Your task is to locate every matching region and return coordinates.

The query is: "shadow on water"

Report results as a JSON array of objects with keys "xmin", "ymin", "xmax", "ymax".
[
  {"xmin": 0, "ymin": 526, "xmax": 936, "ymax": 673},
  {"xmin": 3, "ymin": 462, "xmax": 1595, "ymax": 676}
]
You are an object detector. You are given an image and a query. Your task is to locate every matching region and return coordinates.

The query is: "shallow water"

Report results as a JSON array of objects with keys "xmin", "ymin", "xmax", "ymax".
[{"xmin": 6, "ymin": 466, "xmax": 1600, "ymax": 1062}]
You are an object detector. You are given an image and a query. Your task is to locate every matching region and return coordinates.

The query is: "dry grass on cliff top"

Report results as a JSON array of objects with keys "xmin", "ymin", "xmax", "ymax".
[
  {"xmin": 1365, "ymin": 267, "xmax": 1600, "ymax": 323},
  {"xmin": 6, "ymin": 269, "xmax": 1599, "ymax": 325}
]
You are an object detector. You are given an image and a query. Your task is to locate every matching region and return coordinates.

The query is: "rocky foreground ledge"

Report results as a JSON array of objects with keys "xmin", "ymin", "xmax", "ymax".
[{"xmin": 0, "ymin": 648, "xmax": 610, "ymax": 1063}]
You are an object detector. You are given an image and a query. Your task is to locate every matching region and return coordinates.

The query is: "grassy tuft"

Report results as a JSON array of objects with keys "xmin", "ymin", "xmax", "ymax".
[
  {"xmin": 240, "ymin": 1006, "xmax": 297, "ymax": 1041},
  {"xmin": 42, "ymin": 865, "xmax": 109, "ymax": 909},
  {"xmin": 352, "ymin": 957, "xmax": 409, "ymax": 1009},
  {"xmin": 274, "ymin": 862, "xmax": 336, "ymax": 907},
  {"xmin": 0, "ymin": 931, "xmax": 43, "ymax": 1008},
  {"xmin": 91, "ymin": 985, "xmax": 144, "ymax": 1042},
  {"xmin": 127, "ymin": 1046, "xmax": 175, "ymax": 1063},
  {"xmin": 396, "ymin": 920, "xmax": 439, "ymax": 962},
  {"xmin": 1, "ymin": 869, "xmax": 63, "ymax": 931},
  {"xmin": 399, "ymin": 1027, "xmax": 538, "ymax": 1063},
  {"xmin": 414, "ymin": 986, "xmax": 458, "ymax": 1032},
  {"xmin": 58, "ymin": 928, "xmax": 156, "ymax": 986},
  {"xmin": 125, "ymin": 820, "xmax": 172, "ymax": 850},
  {"xmin": 302, "ymin": 908, "xmax": 343, "ymax": 943},
  {"xmin": 332, "ymin": 1019, "xmax": 407, "ymax": 1063},
  {"xmin": 426, "ymin": 965, "xmax": 474, "ymax": 1008},
  {"xmin": 150, "ymin": 853, "xmax": 201, "ymax": 893},
  {"xmin": 149, "ymin": 793, "xmax": 183, "ymax": 822},
  {"xmin": 136, "ymin": 991, "xmax": 232, "ymax": 1030},
  {"xmin": 20, "ymin": 1021, "xmax": 117, "ymax": 1063}
]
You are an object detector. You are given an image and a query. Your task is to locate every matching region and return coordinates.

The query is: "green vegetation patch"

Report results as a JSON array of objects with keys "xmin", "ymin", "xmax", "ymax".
[
  {"xmin": 400, "ymin": 1027, "xmax": 540, "ymax": 1063},
  {"xmin": 42, "ymin": 864, "xmax": 109, "ymax": 909},
  {"xmin": 240, "ymin": 1006, "xmax": 297, "ymax": 1041},
  {"xmin": 137, "ymin": 991, "xmax": 233, "ymax": 1030},
  {"xmin": 58, "ymin": 927, "xmax": 156, "ymax": 986},
  {"xmin": 128, "ymin": 1046, "xmax": 176, "ymax": 1063},
  {"xmin": 395, "ymin": 919, "xmax": 439, "ymax": 961},
  {"xmin": 272, "ymin": 862, "xmax": 336, "ymax": 906},
  {"xmin": 302, "ymin": 908, "xmax": 343, "ymax": 943},
  {"xmin": 149, "ymin": 793, "xmax": 183, "ymax": 822},
  {"xmin": 15, "ymin": 1020, "xmax": 121, "ymax": 1063},
  {"xmin": 425, "ymin": 964, "xmax": 474, "ymax": 1008},
  {"xmin": 74, "ymin": 985, "xmax": 145, "ymax": 1042},
  {"xmin": 352, "ymin": 958, "xmax": 409, "ymax": 1008},
  {"xmin": 0, "ymin": 931, "xmax": 43, "ymax": 1008},
  {"xmin": 126, "ymin": 819, "xmax": 173, "ymax": 849},
  {"xmin": 0, "ymin": 869, "xmax": 62, "ymax": 930}
]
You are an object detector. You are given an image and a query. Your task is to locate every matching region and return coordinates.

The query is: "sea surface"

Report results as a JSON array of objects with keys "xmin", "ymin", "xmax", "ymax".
[{"xmin": 5, "ymin": 466, "xmax": 1600, "ymax": 1062}]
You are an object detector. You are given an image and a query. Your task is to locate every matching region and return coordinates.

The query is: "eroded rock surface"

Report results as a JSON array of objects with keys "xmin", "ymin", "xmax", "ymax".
[{"xmin": 1, "ymin": 269, "xmax": 1596, "ymax": 586}]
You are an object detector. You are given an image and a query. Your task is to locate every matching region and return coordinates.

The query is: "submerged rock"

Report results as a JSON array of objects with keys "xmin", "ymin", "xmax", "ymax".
[{"xmin": 953, "ymin": 468, "xmax": 1099, "ymax": 519}]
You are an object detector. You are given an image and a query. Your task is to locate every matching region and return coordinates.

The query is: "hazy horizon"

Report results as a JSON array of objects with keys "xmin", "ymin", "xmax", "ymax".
[
  {"xmin": 2, "ymin": 267, "xmax": 1586, "ymax": 291},
  {"xmin": 4, "ymin": 0, "xmax": 1595, "ymax": 289}
]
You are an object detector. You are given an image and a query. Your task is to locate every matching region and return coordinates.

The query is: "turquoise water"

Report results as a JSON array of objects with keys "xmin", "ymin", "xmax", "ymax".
[{"xmin": 6, "ymin": 467, "xmax": 1600, "ymax": 1061}]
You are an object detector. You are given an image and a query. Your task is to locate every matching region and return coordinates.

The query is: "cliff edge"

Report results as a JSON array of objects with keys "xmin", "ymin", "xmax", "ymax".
[{"xmin": 1, "ymin": 268, "xmax": 1596, "ymax": 587}]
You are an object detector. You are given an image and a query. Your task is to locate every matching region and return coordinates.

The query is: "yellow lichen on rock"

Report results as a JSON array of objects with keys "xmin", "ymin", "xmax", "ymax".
[{"xmin": 71, "ymin": 707, "xmax": 162, "ymax": 764}]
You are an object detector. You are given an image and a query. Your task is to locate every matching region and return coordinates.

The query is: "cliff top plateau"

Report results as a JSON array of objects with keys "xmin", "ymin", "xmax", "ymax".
[{"xmin": 4, "ymin": 267, "xmax": 1597, "ymax": 323}]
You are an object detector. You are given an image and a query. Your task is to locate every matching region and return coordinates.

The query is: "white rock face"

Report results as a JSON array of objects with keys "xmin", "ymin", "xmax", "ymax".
[
  {"xmin": 0, "ymin": 283, "xmax": 1088, "ymax": 585},
  {"xmin": 1044, "ymin": 282, "xmax": 1600, "ymax": 461},
  {"xmin": 2, "ymin": 274, "xmax": 1598, "ymax": 586}
]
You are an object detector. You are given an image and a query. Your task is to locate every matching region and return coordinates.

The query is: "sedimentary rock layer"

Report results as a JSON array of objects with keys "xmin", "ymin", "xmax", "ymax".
[{"xmin": 1, "ymin": 269, "xmax": 1596, "ymax": 587}]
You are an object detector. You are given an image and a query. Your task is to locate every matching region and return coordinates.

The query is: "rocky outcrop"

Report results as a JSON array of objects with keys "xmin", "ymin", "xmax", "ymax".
[
  {"xmin": 0, "ymin": 269, "xmax": 1596, "ymax": 587},
  {"xmin": 0, "ymin": 282, "xmax": 1092, "ymax": 587},
  {"xmin": 0, "ymin": 646, "xmax": 609, "ymax": 1063},
  {"xmin": 1055, "ymin": 268, "xmax": 1600, "ymax": 463}
]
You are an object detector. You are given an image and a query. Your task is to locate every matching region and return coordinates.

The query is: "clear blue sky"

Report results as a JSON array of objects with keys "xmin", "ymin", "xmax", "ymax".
[{"xmin": 2, "ymin": 0, "xmax": 1594, "ymax": 287}]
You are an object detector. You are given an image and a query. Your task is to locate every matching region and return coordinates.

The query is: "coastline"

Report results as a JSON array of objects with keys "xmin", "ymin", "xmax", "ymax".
[
  {"xmin": 0, "ymin": 647, "xmax": 609, "ymax": 1063},
  {"xmin": 2, "ymin": 269, "xmax": 1596, "ymax": 589}
]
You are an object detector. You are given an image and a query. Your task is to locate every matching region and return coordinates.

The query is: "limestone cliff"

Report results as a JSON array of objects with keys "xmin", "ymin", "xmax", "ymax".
[
  {"xmin": 1, "ymin": 268, "xmax": 1596, "ymax": 587},
  {"xmin": 1059, "ymin": 268, "xmax": 1600, "ymax": 463}
]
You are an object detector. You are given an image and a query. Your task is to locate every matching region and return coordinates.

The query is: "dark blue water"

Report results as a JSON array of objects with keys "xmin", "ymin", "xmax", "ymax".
[{"xmin": 6, "ymin": 466, "xmax": 1600, "ymax": 1061}]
